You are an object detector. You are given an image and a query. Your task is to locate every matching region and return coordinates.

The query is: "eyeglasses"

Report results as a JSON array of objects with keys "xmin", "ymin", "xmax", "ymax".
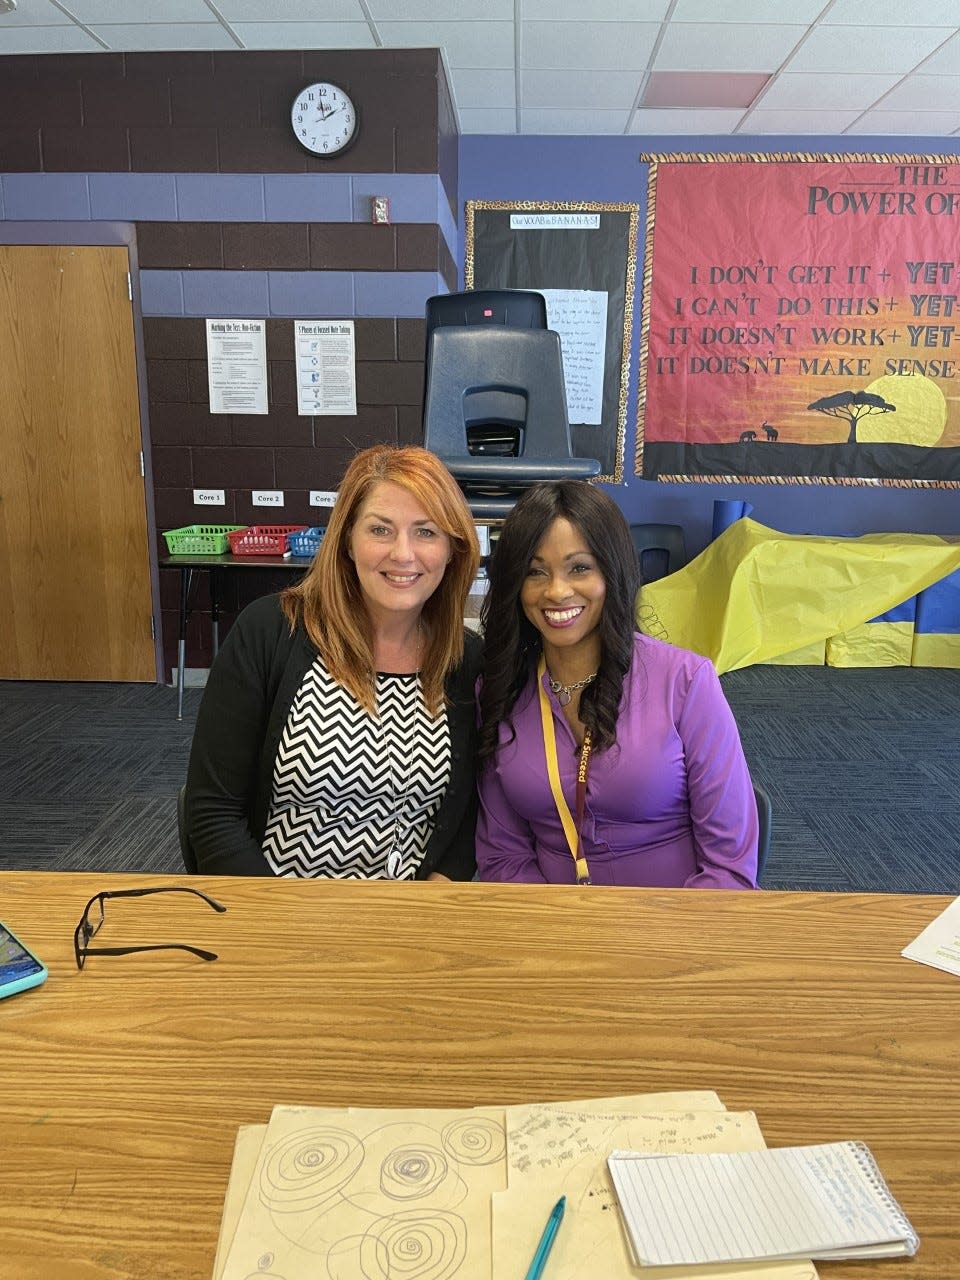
[{"xmin": 73, "ymin": 885, "xmax": 227, "ymax": 970}]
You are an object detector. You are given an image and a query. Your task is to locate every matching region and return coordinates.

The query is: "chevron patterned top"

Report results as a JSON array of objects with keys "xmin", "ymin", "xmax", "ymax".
[{"xmin": 261, "ymin": 656, "xmax": 452, "ymax": 879}]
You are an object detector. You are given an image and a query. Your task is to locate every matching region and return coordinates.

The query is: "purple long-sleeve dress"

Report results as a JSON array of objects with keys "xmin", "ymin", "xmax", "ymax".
[{"xmin": 476, "ymin": 633, "xmax": 758, "ymax": 888}]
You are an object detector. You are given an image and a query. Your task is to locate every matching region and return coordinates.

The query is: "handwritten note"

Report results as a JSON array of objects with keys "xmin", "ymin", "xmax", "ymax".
[
  {"xmin": 496, "ymin": 1108, "xmax": 818, "ymax": 1280},
  {"xmin": 541, "ymin": 288, "xmax": 608, "ymax": 425}
]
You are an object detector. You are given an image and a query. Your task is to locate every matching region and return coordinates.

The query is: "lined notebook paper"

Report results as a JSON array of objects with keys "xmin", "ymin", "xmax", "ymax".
[{"xmin": 607, "ymin": 1141, "xmax": 918, "ymax": 1267}]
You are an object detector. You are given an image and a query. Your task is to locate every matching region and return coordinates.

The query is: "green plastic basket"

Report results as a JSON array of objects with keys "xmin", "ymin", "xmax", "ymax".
[{"xmin": 163, "ymin": 524, "xmax": 246, "ymax": 555}]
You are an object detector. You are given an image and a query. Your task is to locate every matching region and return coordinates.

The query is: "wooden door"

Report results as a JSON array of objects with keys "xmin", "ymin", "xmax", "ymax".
[{"xmin": 0, "ymin": 244, "xmax": 155, "ymax": 680}]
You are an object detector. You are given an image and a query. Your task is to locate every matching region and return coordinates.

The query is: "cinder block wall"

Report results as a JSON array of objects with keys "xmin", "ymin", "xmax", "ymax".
[{"xmin": 0, "ymin": 48, "xmax": 459, "ymax": 677}]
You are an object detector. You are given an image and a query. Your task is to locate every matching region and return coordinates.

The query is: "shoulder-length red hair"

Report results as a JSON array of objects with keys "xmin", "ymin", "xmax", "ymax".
[{"xmin": 281, "ymin": 446, "xmax": 479, "ymax": 714}]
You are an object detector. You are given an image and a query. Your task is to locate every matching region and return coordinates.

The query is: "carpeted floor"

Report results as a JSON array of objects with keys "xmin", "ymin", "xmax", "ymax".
[
  {"xmin": 723, "ymin": 664, "xmax": 960, "ymax": 892},
  {"xmin": 1, "ymin": 665, "xmax": 958, "ymax": 892}
]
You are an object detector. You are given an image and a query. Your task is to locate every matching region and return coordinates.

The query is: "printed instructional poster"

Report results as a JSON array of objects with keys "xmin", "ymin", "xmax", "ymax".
[
  {"xmin": 295, "ymin": 320, "xmax": 357, "ymax": 416},
  {"xmin": 206, "ymin": 319, "xmax": 268, "ymax": 414}
]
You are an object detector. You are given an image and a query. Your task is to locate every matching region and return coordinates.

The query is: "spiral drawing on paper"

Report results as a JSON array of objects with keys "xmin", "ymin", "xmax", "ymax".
[
  {"xmin": 379, "ymin": 1145, "xmax": 449, "ymax": 1200},
  {"xmin": 440, "ymin": 1116, "xmax": 506, "ymax": 1166},
  {"xmin": 356, "ymin": 1209, "xmax": 467, "ymax": 1280},
  {"xmin": 259, "ymin": 1127, "xmax": 364, "ymax": 1213}
]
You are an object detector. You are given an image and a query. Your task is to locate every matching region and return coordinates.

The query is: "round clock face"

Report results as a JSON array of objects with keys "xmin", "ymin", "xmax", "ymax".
[{"xmin": 291, "ymin": 82, "xmax": 358, "ymax": 157}]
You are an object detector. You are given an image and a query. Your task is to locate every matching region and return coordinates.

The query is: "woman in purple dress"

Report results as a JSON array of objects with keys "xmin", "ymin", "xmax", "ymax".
[{"xmin": 476, "ymin": 481, "xmax": 758, "ymax": 888}]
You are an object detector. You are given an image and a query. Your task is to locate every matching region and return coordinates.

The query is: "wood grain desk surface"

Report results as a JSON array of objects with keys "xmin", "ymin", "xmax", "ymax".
[{"xmin": 1, "ymin": 873, "xmax": 957, "ymax": 1280}]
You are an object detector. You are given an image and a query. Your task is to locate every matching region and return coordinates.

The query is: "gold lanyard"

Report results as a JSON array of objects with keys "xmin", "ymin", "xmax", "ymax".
[{"xmin": 537, "ymin": 655, "xmax": 593, "ymax": 885}]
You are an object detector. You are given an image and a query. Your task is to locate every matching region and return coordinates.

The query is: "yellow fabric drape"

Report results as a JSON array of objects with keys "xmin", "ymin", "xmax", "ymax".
[{"xmin": 637, "ymin": 518, "xmax": 960, "ymax": 674}]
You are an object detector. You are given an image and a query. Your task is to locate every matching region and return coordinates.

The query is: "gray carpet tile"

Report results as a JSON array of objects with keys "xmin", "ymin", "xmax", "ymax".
[
  {"xmin": 1, "ymin": 668, "xmax": 959, "ymax": 891},
  {"xmin": 57, "ymin": 797, "xmax": 184, "ymax": 874}
]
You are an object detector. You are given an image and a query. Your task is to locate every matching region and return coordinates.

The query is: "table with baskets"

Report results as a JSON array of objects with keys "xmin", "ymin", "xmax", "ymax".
[{"xmin": 161, "ymin": 523, "xmax": 325, "ymax": 719}]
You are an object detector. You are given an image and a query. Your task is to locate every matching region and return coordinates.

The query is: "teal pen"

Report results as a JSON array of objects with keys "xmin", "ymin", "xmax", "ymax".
[{"xmin": 523, "ymin": 1195, "xmax": 566, "ymax": 1280}]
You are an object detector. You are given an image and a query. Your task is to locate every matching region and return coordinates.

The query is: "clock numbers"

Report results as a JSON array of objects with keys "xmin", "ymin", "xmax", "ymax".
[{"xmin": 290, "ymin": 82, "xmax": 358, "ymax": 157}]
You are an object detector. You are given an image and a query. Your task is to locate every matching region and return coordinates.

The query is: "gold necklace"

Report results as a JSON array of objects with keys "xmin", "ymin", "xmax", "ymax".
[{"xmin": 547, "ymin": 670, "xmax": 597, "ymax": 707}]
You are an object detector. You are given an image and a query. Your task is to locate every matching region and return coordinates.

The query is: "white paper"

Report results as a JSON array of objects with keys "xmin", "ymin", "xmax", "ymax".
[
  {"xmin": 607, "ymin": 1142, "xmax": 917, "ymax": 1267},
  {"xmin": 206, "ymin": 319, "xmax": 268, "ymax": 414},
  {"xmin": 901, "ymin": 894, "xmax": 960, "ymax": 976},
  {"xmin": 540, "ymin": 288, "xmax": 607, "ymax": 425},
  {"xmin": 295, "ymin": 320, "xmax": 357, "ymax": 416}
]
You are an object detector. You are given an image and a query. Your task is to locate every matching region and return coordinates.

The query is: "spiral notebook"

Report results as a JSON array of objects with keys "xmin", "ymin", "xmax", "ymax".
[{"xmin": 607, "ymin": 1140, "xmax": 918, "ymax": 1267}]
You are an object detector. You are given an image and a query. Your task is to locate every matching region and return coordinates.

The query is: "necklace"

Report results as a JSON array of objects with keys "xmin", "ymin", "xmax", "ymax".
[
  {"xmin": 379, "ymin": 620, "xmax": 422, "ymax": 878},
  {"xmin": 547, "ymin": 670, "xmax": 598, "ymax": 707}
]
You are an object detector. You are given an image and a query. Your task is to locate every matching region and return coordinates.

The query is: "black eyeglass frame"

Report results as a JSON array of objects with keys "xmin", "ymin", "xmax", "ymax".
[{"xmin": 73, "ymin": 885, "xmax": 227, "ymax": 970}]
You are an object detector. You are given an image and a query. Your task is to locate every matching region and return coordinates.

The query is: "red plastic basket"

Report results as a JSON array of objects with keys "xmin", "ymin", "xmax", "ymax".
[{"xmin": 227, "ymin": 525, "xmax": 308, "ymax": 556}]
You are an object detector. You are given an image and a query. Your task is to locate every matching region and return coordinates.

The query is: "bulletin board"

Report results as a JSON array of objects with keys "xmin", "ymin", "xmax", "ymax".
[
  {"xmin": 637, "ymin": 152, "xmax": 960, "ymax": 487},
  {"xmin": 465, "ymin": 200, "xmax": 640, "ymax": 483}
]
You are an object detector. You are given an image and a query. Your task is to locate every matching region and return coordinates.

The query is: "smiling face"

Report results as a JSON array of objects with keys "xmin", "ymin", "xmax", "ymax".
[
  {"xmin": 349, "ymin": 481, "xmax": 451, "ymax": 626},
  {"xmin": 520, "ymin": 516, "xmax": 606, "ymax": 665}
]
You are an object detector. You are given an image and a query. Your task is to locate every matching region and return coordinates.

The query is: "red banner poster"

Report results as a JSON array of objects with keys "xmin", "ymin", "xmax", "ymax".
[{"xmin": 637, "ymin": 154, "xmax": 960, "ymax": 486}]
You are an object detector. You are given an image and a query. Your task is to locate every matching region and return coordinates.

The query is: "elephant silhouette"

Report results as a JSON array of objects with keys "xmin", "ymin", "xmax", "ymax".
[
  {"xmin": 738, "ymin": 430, "xmax": 757, "ymax": 443},
  {"xmin": 762, "ymin": 422, "xmax": 779, "ymax": 441}
]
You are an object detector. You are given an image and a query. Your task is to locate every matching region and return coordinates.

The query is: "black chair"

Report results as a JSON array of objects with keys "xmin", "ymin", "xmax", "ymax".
[
  {"xmin": 629, "ymin": 522, "xmax": 687, "ymax": 583},
  {"xmin": 425, "ymin": 288, "xmax": 547, "ymax": 335},
  {"xmin": 423, "ymin": 326, "xmax": 601, "ymax": 519},
  {"xmin": 176, "ymin": 784, "xmax": 199, "ymax": 874},
  {"xmin": 753, "ymin": 780, "xmax": 772, "ymax": 886},
  {"xmin": 423, "ymin": 290, "xmax": 549, "ymax": 464}
]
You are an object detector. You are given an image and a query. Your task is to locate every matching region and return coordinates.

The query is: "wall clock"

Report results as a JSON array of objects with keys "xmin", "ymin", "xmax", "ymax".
[{"xmin": 290, "ymin": 82, "xmax": 358, "ymax": 157}]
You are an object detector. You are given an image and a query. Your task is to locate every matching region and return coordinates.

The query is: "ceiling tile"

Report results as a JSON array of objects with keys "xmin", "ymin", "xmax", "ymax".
[
  {"xmin": 919, "ymin": 33, "xmax": 960, "ymax": 74},
  {"xmin": 523, "ymin": 0, "xmax": 669, "ymax": 17},
  {"xmin": 220, "ymin": 0, "xmax": 364, "ymax": 16},
  {"xmin": 69, "ymin": 0, "xmax": 211, "ymax": 19},
  {"xmin": 376, "ymin": 20, "xmax": 514, "ymax": 67},
  {"xmin": 875, "ymin": 73, "xmax": 960, "ymax": 110},
  {"xmin": 0, "ymin": 1, "xmax": 73, "ymax": 25},
  {"xmin": 457, "ymin": 107, "xmax": 518, "ymax": 133},
  {"xmin": 656, "ymin": 22, "xmax": 808, "ymax": 70},
  {"xmin": 740, "ymin": 108, "xmax": 864, "ymax": 132},
  {"xmin": 0, "ymin": 25, "xmax": 102, "ymax": 52},
  {"xmin": 787, "ymin": 25, "xmax": 954, "ymax": 74},
  {"xmin": 449, "ymin": 68, "xmax": 515, "ymax": 109},
  {"xmin": 845, "ymin": 109, "xmax": 960, "ymax": 134},
  {"xmin": 628, "ymin": 107, "xmax": 747, "ymax": 133},
  {"xmin": 522, "ymin": 68, "xmax": 642, "ymax": 110},
  {"xmin": 643, "ymin": 71, "xmax": 769, "ymax": 108},
  {"xmin": 232, "ymin": 22, "xmax": 374, "ymax": 49},
  {"xmin": 520, "ymin": 106, "xmax": 631, "ymax": 134},
  {"xmin": 89, "ymin": 23, "xmax": 236, "ymax": 50},
  {"xmin": 823, "ymin": 0, "xmax": 960, "ymax": 26},
  {"xmin": 521, "ymin": 21, "xmax": 659, "ymax": 70},
  {"xmin": 370, "ymin": 0, "xmax": 513, "ymax": 17},
  {"xmin": 672, "ymin": 0, "xmax": 824, "ymax": 18},
  {"xmin": 759, "ymin": 72, "xmax": 901, "ymax": 109}
]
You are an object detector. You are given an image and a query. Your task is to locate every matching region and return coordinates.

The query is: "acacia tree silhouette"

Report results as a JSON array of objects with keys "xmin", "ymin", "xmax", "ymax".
[{"xmin": 807, "ymin": 390, "xmax": 896, "ymax": 444}]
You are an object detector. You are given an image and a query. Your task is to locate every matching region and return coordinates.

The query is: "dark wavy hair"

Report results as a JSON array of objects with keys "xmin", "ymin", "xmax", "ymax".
[{"xmin": 478, "ymin": 481, "xmax": 640, "ymax": 761}]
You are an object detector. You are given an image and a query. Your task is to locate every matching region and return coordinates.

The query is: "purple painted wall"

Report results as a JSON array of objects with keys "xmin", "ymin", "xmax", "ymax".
[{"xmin": 460, "ymin": 135, "xmax": 960, "ymax": 556}]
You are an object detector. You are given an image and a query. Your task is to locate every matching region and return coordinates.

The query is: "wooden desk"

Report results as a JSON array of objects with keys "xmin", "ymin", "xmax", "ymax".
[
  {"xmin": 2, "ymin": 874, "xmax": 957, "ymax": 1280},
  {"xmin": 160, "ymin": 555, "xmax": 311, "ymax": 719}
]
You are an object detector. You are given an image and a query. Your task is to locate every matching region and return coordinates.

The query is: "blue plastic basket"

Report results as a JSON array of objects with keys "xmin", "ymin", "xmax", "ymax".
[{"xmin": 287, "ymin": 526, "xmax": 326, "ymax": 558}]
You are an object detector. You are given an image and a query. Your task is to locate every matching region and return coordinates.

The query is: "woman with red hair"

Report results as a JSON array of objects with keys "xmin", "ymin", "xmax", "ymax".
[{"xmin": 185, "ymin": 445, "xmax": 481, "ymax": 880}]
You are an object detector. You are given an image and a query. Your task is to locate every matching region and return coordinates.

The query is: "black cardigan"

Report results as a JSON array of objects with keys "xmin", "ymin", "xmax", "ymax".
[{"xmin": 184, "ymin": 594, "xmax": 482, "ymax": 879}]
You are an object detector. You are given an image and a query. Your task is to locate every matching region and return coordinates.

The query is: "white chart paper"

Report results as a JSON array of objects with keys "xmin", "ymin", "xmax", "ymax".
[
  {"xmin": 206, "ymin": 319, "xmax": 268, "ymax": 414},
  {"xmin": 295, "ymin": 320, "xmax": 357, "ymax": 416},
  {"xmin": 540, "ymin": 288, "xmax": 607, "ymax": 426}
]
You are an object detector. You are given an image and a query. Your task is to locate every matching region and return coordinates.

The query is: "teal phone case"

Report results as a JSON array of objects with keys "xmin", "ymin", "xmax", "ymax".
[{"xmin": 0, "ymin": 922, "xmax": 48, "ymax": 1000}]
